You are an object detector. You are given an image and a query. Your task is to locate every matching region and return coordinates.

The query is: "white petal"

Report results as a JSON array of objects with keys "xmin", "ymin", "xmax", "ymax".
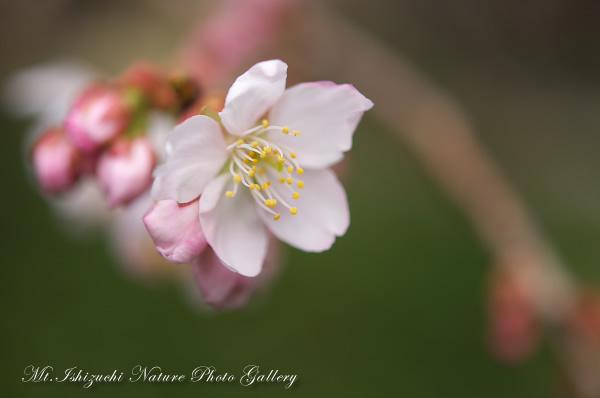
[
  {"xmin": 199, "ymin": 174, "xmax": 268, "ymax": 277},
  {"xmin": 257, "ymin": 168, "xmax": 349, "ymax": 252},
  {"xmin": 151, "ymin": 115, "xmax": 228, "ymax": 203},
  {"xmin": 268, "ymin": 82, "xmax": 373, "ymax": 168},
  {"xmin": 219, "ymin": 60, "xmax": 287, "ymax": 135}
]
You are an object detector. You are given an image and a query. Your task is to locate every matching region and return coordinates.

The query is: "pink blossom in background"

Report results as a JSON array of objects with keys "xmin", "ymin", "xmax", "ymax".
[
  {"xmin": 31, "ymin": 127, "xmax": 79, "ymax": 193},
  {"xmin": 64, "ymin": 84, "xmax": 132, "ymax": 153},
  {"xmin": 487, "ymin": 266, "xmax": 539, "ymax": 362},
  {"xmin": 97, "ymin": 137, "xmax": 155, "ymax": 208}
]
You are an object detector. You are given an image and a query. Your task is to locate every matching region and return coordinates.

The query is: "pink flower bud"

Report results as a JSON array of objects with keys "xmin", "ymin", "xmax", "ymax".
[
  {"xmin": 64, "ymin": 84, "xmax": 131, "ymax": 153},
  {"xmin": 97, "ymin": 137, "xmax": 154, "ymax": 208},
  {"xmin": 487, "ymin": 265, "xmax": 538, "ymax": 362},
  {"xmin": 142, "ymin": 199, "xmax": 207, "ymax": 264},
  {"xmin": 31, "ymin": 127, "xmax": 79, "ymax": 193},
  {"xmin": 192, "ymin": 240, "xmax": 279, "ymax": 310}
]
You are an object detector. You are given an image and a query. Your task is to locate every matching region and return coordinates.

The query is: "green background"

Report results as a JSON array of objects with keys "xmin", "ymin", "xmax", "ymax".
[{"xmin": 2, "ymin": 1, "xmax": 600, "ymax": 397}]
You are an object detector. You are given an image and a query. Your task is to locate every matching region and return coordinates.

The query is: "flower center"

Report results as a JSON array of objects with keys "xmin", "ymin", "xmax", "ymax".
[{"xmin": 223, "ymin": 119, "xmax": 304, "ymax": 221}]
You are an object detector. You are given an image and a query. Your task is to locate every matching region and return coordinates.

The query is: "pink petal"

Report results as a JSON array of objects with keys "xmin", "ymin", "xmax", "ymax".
[
  {"xmin": 151, "ymin": 115, "xmax": 228, "ymax": 203},
  {"xmin": 267, "ymin": 82, "xmax": 373, "ymax": 168},
  {"xmin": 219, "ymin": 60, "xmax": 287, "ymax": 135},
  {"xmin": 143, "ymin": 199, "xmax": 207, "ymax": 264},
  {"xmin": 199, "ymin": 174, "xmax": 268, "ymax": 277},
  {"xmin": 257, "ymin": 168, "xmax": 349, "ymax": 252},
  {"xmin": 192, "ymin": 241, "xmax": 279, "ymax": 310}
]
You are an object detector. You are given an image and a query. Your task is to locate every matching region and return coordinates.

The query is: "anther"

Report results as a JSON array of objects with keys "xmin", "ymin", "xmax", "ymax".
[
  {"xmin": 292, "ymin": 192, "xmax": 300, "ymax": 199},
  {"xmin": 277, "ymin": 155, "xmax": 285, "ymax": 163},
  {"xmin": 292, "ymin": 130, "xmax": 300, "ymax": 136},
  {"xmin": 290, "ymin": 151, "xmax": 296, "ymax": 159},
  {"xmin": 233, "ymin": 174, "xmax": 242, "ymax": 183},
  {"xmin": 273, "ymin": 213, "xmax": 281, "ymax": 220},
  {"xmin": 249, "ymin": 183, "xmax": 255, "ymax": 190},
  {"xmin": 247, "ymin": 169, "xmax": 255, "ymax": 177},
  {"xmin": 296, "ymin": 167, "xmax": 304, "ymax": 175},
  {"xmin": 236, "ymin": 138, "xmax": 244, "ymax": 146},
  {"xmin": 287, "ymin": 166, "xmax": 294, "ymax": 173},
  {"xmin": 282, "ymin": 126, "xmax": 289, "ymax": 134},
  {"xmin": 297, "ymin": 180, "xmax": 304, "ymax": 188},
  {"xmin": 225, "ymin": 191, "xmax": 234, "ymax": 197},
  {"xmin": 286, "ymin": 177, "xmax": 292, "ymax": 184},
  {"xmin": 279, "ymin": 177, "xmax": 285, "ymax": 183},
  {"xmin": 251, "ymin": 141, "xmax": 259, "ymax": 148},
  {"xmin": 262, "ymin": 119, "xmax": 269, "ymax": 128},
  {"xmin": 290, "ymin": 207, "xmax": 298, "ymax": 215},
  {"xmin": 261, "ymin": 183, "xmax": 269, "ymax": 190}
]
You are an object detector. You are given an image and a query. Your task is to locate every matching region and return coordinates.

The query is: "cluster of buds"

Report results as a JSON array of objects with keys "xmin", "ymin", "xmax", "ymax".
[{"xmin": 30, "ymin": 63, "xmax": 199, "ymax": 208}]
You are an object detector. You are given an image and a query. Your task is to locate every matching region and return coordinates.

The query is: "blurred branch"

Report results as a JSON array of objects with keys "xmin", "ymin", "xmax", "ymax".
[{"xmin": 286, "ymin": 3, "xmax": 597, "ymax": 396}]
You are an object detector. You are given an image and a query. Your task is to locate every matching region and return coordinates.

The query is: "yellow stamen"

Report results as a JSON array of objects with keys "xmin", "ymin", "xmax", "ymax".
[
  {"xmin": 261, "ymin": 183, "xmax": 269, "ymax": 190},
  {"xmin": 258, "ymin": 167, "xmax": 266, "ymax": 175},
  {"xmin": 249, "ymin": 151, "xmax": 255, "ymax": 158},
  {"xmin": 225, "ymin": 191, "xmax": 234, "ymax": 197},
  {"xmin": 255, "ymin": 185, "xmax": 261, "ymax": 191},
  {"xmin": 292, "ymin": 130, "xmax": 300, "ymax": 136},
  {"xmin": 273, "ymin": 149, "xmax": 278, "ymax": 155},
  {"xmin": 273, "ymin": 213, "xmax": 280, "ymax": 220},
  {"xmin": 290, "ymin": 207, "xmax": 297, "ymax": 215},
  {"xmin": 236, "ymin": 138, "xmax": 244, "ymax": 146},
  {"xmin": 248, "ymin": 169, "xmax": 255, "ymax": 177},
  {"xmin": 272, "ymin": 199, "xmax": 277, "ymax": 206},
  {"xmin": 282, "ymin": 126, "xmax": 289, "ymax": 134},
  {"xmin": 233, "ymin": 174, "xmax": 241, "ymax": 183},
  {"xmin": 264, "ymin": 199, "xmax": 272, "ymax": 207},
  {"xmin": 296, "ymin": 167, "xmax": 304, "ymax": 175},
  {"xmin": 277, "ymin": 155, "xmax": 285, "ymax": 163},
  {"xmin": 262, "ymin": 119, "xmax": 269, "ymax": 128},
  {"xmin": 249, "ymin": 183, "xmax": 255, "ymax": 190},
  {"xmin": 286, "ymin": 177, "xmax": 292, "ymax": 184},
  {"xmin": 251, "ymin": 141, "xmax": 259, "ymax": 148},
  {"xmin": 252, "ymin": 158, "xmax": 258, "ymax": 163},
  {"xmin": 260, "ymin": 151, "xmax": 267, "ymax": 159},
  {"xmin": 287, "ymin": 165, "xmax": 293, "ymax": 173},
  {"xmin": 297, "ymin": 180, "xmax": 304, "ymax": 188},
  {"xmin": 292, "ymin": 192, "xmax": 300, "ymax": 199},
  {"xmin": 290, "ymin": 151, "xmax": 296, "ymax": 159},
  {"xmin": 278, "ymin": 177, "xmax": 285, "ymax": 183},
  {"xmin": 243, "ymin": 158, "xmax": 249, "ymax": 163},
  {"xmin": 264, "ymin": 146, "xmax": 272, "ymax": 154}
]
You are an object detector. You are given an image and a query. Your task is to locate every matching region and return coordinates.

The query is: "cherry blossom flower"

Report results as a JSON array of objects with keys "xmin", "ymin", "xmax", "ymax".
[{"xmin": 150, "ymin": 60, "xmax": 373, "ymax": 276}]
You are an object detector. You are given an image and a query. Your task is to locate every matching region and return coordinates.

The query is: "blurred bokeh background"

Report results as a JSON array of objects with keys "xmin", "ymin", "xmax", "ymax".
[{"xmin": 1, "ymin": 0, "xmax": 599, "ymax": 397}]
